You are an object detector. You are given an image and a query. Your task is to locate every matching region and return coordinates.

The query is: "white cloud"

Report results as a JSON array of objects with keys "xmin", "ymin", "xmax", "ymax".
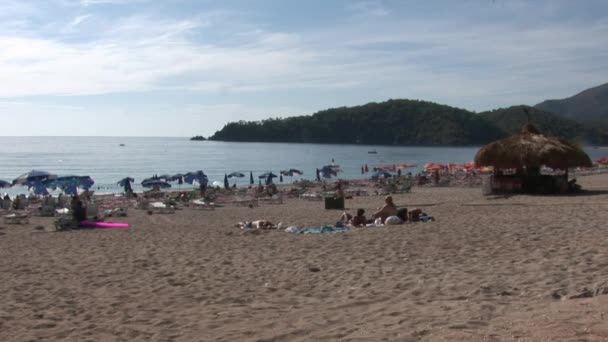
[{"xmin": 0, "ymin": 0, "xmax": 607, "ymax": 129}]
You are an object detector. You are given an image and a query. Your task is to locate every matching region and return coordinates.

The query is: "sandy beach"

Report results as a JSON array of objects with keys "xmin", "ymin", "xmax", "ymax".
[{"xmin": 2, "ymin": 175, "xmax": 608, "ymax": 341}]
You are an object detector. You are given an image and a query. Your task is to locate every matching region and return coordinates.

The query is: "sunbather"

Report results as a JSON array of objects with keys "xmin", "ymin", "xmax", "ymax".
[
  {"xmin": 372, "ymin": 196, "xmax": 398, "ymax": 223},
  {"xmin": 338, "ymin": 208, "xmax": 367, "ymax": 227}
]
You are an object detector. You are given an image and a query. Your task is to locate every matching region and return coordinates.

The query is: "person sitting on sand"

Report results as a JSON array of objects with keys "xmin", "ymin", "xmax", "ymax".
[
  {"xmin": 338, "ymin": 208, "xmax": 367, "ymax": 227},
  {"xmin": 372, "ymin": 196, "xmax": 398, "ymax": 223}
]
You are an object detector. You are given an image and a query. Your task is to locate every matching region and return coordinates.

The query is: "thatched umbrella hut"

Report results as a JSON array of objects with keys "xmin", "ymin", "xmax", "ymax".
[{"xmin": 475, "ymin": 123, "xmax": 591, "ymax": 193}]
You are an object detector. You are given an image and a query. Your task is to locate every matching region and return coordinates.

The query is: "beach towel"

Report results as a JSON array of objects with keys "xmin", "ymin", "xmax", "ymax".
[{"xmin": 289, "ymin": 225, "xmax": 349, "ymax": 234}]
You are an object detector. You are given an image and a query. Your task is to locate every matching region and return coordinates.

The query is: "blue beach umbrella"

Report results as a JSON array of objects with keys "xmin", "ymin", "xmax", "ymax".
[
  {"xmin": 117, "ymin": 177, "xmax": 135, "ymax": 187},
  {"xmin": 141, "ymin": 179, "xmax": 171, "ymax": 189},
  {"xmin": 259, "ymin": 172, "xmax": 277, "ymax": 185},
  {"xmin": 78, "ymin": 176, "xmax": 95, "ymax": 190},
  {"xmin": 12, "ymin": 170, "xmax": 57, "ymax": 186},
  {"xmin": 170, "ymin": 173, "xmax": 184, "ymax": 181},
  {"xmin": 0, "ymin": 180, "xmax": 11, "ymax": 188},
  {"xmin": 228, "ymin": 172, "xmax": 245, "ymax": 178},
  {"xmin": 249, "ymin": 172, "xmax": 254, "ymax": 185},
  {"xmin": 157, "ymin": 174, "xmax": 172, "ymax": 182},
  {"xmin": 45, "ymin": 175, "xmax": 94, "ymax": 194},
  {"xmin": 184, "ymin": 171, "xmax": 208, "ymax": 186},
  {"xmin": 30, "ymin": 182, "xmax": 50, "ymax": 196},
  {"xmin": 170, "ymin": 173, "xmax": 185, "ymax": 184},
  {"xmin": 224, "ymin": 174, "xmax": 230, "ymax": 189},
  {"xmin": 371, "ymin": 170, "xmax": 393, "ymax": 179}
]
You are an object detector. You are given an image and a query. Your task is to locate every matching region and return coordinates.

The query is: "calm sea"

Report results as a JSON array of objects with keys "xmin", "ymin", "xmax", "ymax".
[{"xmin": 1, "ymin": 137, "xmax": 606, "ymax": 195}]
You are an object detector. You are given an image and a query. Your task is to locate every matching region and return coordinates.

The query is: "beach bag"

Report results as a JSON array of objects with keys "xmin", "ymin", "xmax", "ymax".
[
  {"xmin": 385, "ymin": 216, "xmax": 403, "ymax": 225},
  {"xmin": 397, "ymin": 208, "xmax": 408, "ymax": 221}
]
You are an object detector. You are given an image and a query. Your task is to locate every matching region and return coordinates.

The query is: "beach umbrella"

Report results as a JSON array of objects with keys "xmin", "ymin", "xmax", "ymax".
[
  {"xmin": 184, "ymin": 171, "xmax": 208, "ymax": 186},
  {"xmin": 117, "ymin": 177, "xmax": 134, "ymax": 186},
  {"xmin": 0, "ymin": 180, "xmax": 11, "ymax": 188},
  {"xmin": 320, "ymin": 165, "xmax": 341, "ymax": 179},
  {"xmin": 475, "ymin": 123, "xmax": 592, "ymax": 170},
  {"xmin": 250, "ymin": 171, "xmax": 254, "ymax": 185},
  {"xmin": 141, "ymin": 179, "xmax": 171, "ymax": 189},
  {"xmin": 364, "ymin": 164, "xmax": 369, "ymax": 173},
  {"xmin": 259, "ymin": 172, "xmax": 277, "ymax": 179},
  {"xmin": 228, "ymin": 172, "xmax": 245, "ymax": 178},
  {"xmin": 30, "ymin": 182, "xmax": 50, "ymax": 196},
  {"xmin": 596, "ymin": 157, "xmax": 608, "ymax": 165},
  {"xmin": 170, "ymin": 173, "xmax": 184, "ymax": 181},
  {"xmin": 157, "ymin": 174, "xmax": 172, "ymax": 182},
  {"xmin": 281, "ymin": 169, "xmax": 303, "ymax": 177},
  {"xmin": 44, "ymin": 175, "xmax": 93, "ymax": 193},
  {"xmin": 12, "ymin": 170, "xmax": 57, "ymax": 186},
  {"xmin": 361, "ymin": 166, "xmax": 364, "ymax": 174},
  {"xmin": 78, "ymin": 176, "xmax": 95, "ymax": 190},
  {"xmin": 280, "ymin": 174, "xmax": 283, "ymax": 182},
  {"xmin": 167, "ymin": 173, "xmax": 185, "ymax": 186},
  {"xmin": 62, "ymin": 184, "xmax": 79, "ymax": 195},
  {"xmin": 224, "ymin": 174, "xmax": 229, "ymax": 189},
  {"xmin": 371, "ymin": 170, "xmax": 392, "ymax": 179},
  {"xmin": 142, "ymin": 175, "xmax": 160, "ymax": 183}
]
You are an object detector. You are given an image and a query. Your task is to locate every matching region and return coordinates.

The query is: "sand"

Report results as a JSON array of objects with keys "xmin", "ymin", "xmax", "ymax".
[{"xmin": 2, "ymin": 175, "xmax": 608, "ymax": 341}]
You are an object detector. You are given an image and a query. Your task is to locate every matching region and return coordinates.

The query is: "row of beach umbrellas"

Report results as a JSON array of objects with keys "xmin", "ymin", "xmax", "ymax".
[{"xmin": 0, "ymin": 170, "xmax": 95, "ymax": 196}]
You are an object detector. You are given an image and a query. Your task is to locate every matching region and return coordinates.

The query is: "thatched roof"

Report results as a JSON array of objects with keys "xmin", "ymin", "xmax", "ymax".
[{"xmin": 474, "ymin": 124, "xmax": 592, "ymax": 170}]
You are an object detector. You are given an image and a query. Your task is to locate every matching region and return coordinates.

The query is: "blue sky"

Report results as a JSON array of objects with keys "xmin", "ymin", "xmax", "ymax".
[{"xmin": 0, "ymin": 0, "xmax": 607, "ymax": 136}]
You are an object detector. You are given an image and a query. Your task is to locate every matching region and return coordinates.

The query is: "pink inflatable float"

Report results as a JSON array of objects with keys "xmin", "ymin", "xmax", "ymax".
[{"xmin": 80, "ymin": 220, "xmax": 130, "ymax": 229}]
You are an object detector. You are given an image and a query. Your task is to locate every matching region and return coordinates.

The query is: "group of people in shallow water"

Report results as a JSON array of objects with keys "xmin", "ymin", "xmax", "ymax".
[{"xmin": 339, "ymin": 195, "xmax": 409, "ymax": 226}]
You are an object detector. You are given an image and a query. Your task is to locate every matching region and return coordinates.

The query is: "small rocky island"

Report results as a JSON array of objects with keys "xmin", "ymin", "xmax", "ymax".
[{"xmin": 190, "ymin": 136, "xmax": 206, "ymax": 141}]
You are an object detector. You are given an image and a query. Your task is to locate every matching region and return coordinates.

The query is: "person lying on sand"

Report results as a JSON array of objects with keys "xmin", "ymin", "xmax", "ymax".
[
  {"xmin": 339, "ymin": 208, "xmax": 367, "ymax": 227},
  {"xmin": 372, "ymin": 196, "xmax": 398, "ymax": 223},
  {"xmin": 235, "ymin": 220, "xmax": 275, "ymax": 229}
]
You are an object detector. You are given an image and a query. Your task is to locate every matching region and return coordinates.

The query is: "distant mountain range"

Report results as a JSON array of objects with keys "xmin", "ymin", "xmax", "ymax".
[
  {"xmin": 535, "ymin": 82, "xmax": 608, "ymax": 122},
  {"xmin": 198, "ymin": 83, "xmax": 608, "ymax": 146}
]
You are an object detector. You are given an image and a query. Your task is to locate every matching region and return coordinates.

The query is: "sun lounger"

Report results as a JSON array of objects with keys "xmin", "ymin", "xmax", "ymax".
[
  {"xmin": 4, "ymin": 213, "xmax": 29, "ymax": 225},
  {"xmin": 299, "ymin": 193, "xmax": 323, "ymax": 201},
  {"xmin": 190, "ymin": 199, "xmax": 215, "ymax": 210}
]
